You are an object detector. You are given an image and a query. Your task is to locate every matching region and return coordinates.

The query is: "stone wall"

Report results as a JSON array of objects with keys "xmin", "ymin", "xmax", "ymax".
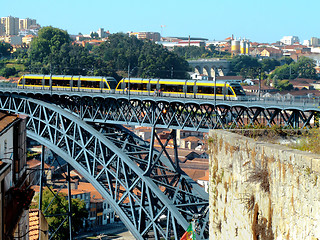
[{"xmin": 209, "ymin": 130, "xmax": 320, "ymax": 240}]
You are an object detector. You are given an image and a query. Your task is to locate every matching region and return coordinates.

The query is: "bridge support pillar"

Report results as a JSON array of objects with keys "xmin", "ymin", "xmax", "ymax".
[{"xmin": 67, "ymin": 163, "xmax": 73, "ymax": 240}]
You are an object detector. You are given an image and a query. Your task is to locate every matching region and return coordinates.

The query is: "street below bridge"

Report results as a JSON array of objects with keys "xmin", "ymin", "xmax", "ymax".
[{"xmin": 74, "ymin": 222, "xmax": 135, "ymax": 240}]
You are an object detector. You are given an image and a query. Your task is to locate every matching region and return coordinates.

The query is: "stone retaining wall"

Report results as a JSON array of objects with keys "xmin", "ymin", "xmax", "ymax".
[{"xmin": 209, "ymin": 130, "xmax": 320, "ymax": 240}]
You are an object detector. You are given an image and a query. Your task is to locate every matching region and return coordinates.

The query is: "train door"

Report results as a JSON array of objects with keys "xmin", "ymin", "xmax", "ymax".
[
  {"xmin": 70, "ymin": 76, "xmax": 73, "ymax": 91},
  {"xmin": 194, "ymin": 80, "xmax": 198, "ymax": 99},
  {"xmin": 49, "ymin": 75, "xmax": 52, "ymax": 92},
  {"xmin": 100, "ymin": 78, "xmax": 103, "ymax": 93},
  {"xmin": 78, "ymin": 76, "xmax": 81, "ymax": 91},
  {"xmin": 42, "ymin": 75, "xmax": 45, "ymax": 90},
  {"xmin": 148, "ymin": 78, "xmax": 151, "ymax": 96},
  {"xmin": 184, "ymin": 80, "xmax": 188, "ymax": 98},
  {"xmin": 121, "ymin": 80, "xmax": 127, "ymax": 94}
]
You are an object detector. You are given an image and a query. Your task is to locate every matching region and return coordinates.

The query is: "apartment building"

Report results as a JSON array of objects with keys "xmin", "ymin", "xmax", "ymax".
[
  {"xmin": 1, "ymin": 16, "xmax": 19, "ymax": 36},
  {"xmin": 0, "ymin": 111, "xmax": 33, "ymax": 240},
  {"xmin": 0, "ymin": 22, "xmax": 4, "ymax": 36},
  {"xmin": 19, "ymin": 18, "xmax": 37, "ymax": 30}
]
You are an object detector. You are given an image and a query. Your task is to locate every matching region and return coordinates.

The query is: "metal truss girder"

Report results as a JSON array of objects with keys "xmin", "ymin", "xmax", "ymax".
[
  {"xmin": 53, "ymin": 96, "xmax": 319, "ymax": 131},
  {"xmin": 0, "ymin": 94, "xmax": 209, "ymax": 239}
]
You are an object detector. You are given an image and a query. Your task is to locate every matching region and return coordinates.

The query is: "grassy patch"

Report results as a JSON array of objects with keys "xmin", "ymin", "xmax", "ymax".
[{"xmin": 232, "ymin": 125, "xmax": 320, "ymax": 154}]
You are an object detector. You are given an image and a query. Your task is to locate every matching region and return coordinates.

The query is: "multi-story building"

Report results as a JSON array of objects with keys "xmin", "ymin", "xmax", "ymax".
[
  {"xmin": 0, "ymin": 35, "xmax": 22, "ymax": 45},
  {"xmin": 0, "ymin": 111, "xmax": 33, "ymax": 240},
  {"xmin": 76, "ymin": 182, "xmax": 115, "ymax": 226},
  {"xmin": 1, "ymin": 16, "xmax": 19, "ymax": 36},
  {"xmin": 22, "ymin": 35, "xmax": 35, "ymax": 45},
  {"xmin": 129, "ymin": 31, "xmax": 161, "ymax": 42},
  {"xmin": 96, "ymin": 28, "xmax": 110, "ymax": 38},
  {"xmin": 280, "ymin": 36, "xmax": 300, "ymax": 45},
  {"xmin": 310, "ymin": 37, "xmax": 320, "ymax": 47},
  {"xmin": 19, "ymin": 18, "xmax": 37, "ymax": 30},
  {"xmin": 0, "ymin": 22, "xmax": 5, "ymax": 36}
]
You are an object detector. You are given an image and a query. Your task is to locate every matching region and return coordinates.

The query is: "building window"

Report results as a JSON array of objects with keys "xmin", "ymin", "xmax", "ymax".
[{"xmin": 4, "ymin": 140, "xmax": 7, "ymax": 154}]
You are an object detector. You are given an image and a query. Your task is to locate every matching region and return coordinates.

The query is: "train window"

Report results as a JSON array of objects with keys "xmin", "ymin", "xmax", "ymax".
[
  {"xmin": 167, "ymin": 85, "xmax": 177, "ymax": 92},
  {"xmin": 187, "ymin": 86, "xmax": 193, "ymax": 93},
  {"xmin": 24, "ymin": 78, "xmax": 32, "ymax": 85},
  {"xmin": 198, "ymin": 86, "xmax": 213, "ymax": 94},
  {"xmin": 52, "ymin": 80, "xmax": 70, "ymax": 87},
  {"xmin": 142, "ymin": 83, "xmax": 147, "ymax": 90},
  {"xmin": 45, "ymin": 79, "xmax": 50, "ymax": 86},
  {"xmin": 228, "ymin": 87, "xmax": 233, "ymax": 95},
  {"xmin": 81, "ymin": 81, "xmax": 99, "ymax": 88},
  {"xmin": 51, "ymin": 80, "xmax": 56, "ymax": 86},
  {"xmin": 160, "ymin": 84, "xmax": 166, "ymax": 92},
  {"xmin": 131, "ymin": 83, "xmax": 136, "ymax": 90},
  {"xmin": 150, "ymin": 84, "xmax": 157, "ymax": 90},
  {"xmin": 216, "ymin": 87, "xmax": 222, "ymax": 94},
  {"xmin": 33, "ymin": 78, "xmax": 41, "ymax": 85},
  {"xmin": 232, "ymin": 85, "xmax": 246, "ymax": 95},
  {"xmin": 103, "ymin": 82, "xmax": 109, "ymax": 89},
  {"xmin": 89, "ymin": 81, "xmax": 99, "ymax": 88},
  {"xmin": 62, "ymin": 80, "xmax": 70, "ymax": 86},
  {"xmin": 174, "ymin": 85, "xmax": 183, "ymax": 92},
  {"xmin": 107, "ymin": 80, "xmax": 117, "ymax": 89}
]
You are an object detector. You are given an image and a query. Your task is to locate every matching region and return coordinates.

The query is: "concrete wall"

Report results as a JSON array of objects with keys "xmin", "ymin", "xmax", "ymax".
[{"xmin": 209, "ymin": 130, "xmax": 320, "ymax": 240}]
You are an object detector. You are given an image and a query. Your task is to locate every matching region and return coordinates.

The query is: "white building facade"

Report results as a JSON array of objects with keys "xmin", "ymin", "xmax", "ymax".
[{"xmin": 280, "ymin": 36, "xmax": 300, "ymax": 45}]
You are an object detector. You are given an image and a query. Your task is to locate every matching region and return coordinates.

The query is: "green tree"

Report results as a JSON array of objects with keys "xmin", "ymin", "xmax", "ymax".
[
  {"xmin": 0, "ymin": 67, "xmax": 17, "ymax": 78},
  {"xmin": 33, "ymin": 188, "xmax": 88, "ymax": 240},
  {"xmin": 270, "ymin": 56, "xmax": 317, "ymax": 80},
  {"xmin": 28, "ymin": 26, "xmax": 71, "ymax": 73},
  {"xmin": 90, "ymin": 32, "xmax": 99, "ymax": 39},
  {"xmin": 296, "ymin": 56, "xmax": 317, "ymax": 79},
  {"xmin": 138, "ymin": 40, "xmax": 189, "ymax": 78},
  {"xmin": 230, "ymin": 55, "xmax": 261, "ymax": 76},
  {"xmin": 280, "ymin": 56, "xmax": 294, "ymax": 65},
  {"xmin": 270, "ymin": 64, "xmax": 297, "ymax": 80},
  {"xmin": 0, "ymin": 41, "xmax": 12, "ymax": 58},
  {"xmin": 277, "ymin": 79, "xmax": 293, "ymax": 91},
  {"xmin": 261, "ymin": 58, "xmax": 280, "ymax": 73},
  {"xmin": 93, "ymin": 33, "xmax": 189, "ymax": 79}
]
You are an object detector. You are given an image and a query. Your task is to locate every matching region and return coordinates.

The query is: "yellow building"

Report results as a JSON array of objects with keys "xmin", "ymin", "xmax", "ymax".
[{"xmin": 22, "ymin": 34, "xmax": 35, "ymax": 45}]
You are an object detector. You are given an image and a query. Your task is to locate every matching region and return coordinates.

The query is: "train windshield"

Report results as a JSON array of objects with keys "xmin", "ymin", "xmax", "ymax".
[{"xmin": 231, "ymin": 85, "xmax": 246, "ymax": 96}]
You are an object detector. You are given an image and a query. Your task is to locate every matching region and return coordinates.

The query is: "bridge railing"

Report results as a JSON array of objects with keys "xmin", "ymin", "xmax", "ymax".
[
  {"xmin": 0, "ymin": 82, "xmax": 17, "ymax": 88},
  {"xmin": 0, "ymin": 82, "xmax": 319, "ymax": 107}
]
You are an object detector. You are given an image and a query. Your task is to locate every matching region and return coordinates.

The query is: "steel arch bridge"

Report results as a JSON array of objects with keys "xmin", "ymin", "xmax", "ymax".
[
  {"xmin": 0, "ymin": 94, "xmax": 208, "ymax": 240},
  {"xmin": 1, "ymin": 87, "xmax": 320, "ymax": 239}
]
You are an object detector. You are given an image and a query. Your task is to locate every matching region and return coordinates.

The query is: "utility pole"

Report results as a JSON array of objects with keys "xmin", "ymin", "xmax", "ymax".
[
  {"xmin": 214, "ymin": 67, "xmax": 217, "ymax": 106},
  {"xmin": 171, "ymin": 66, "xmax": 173, "ymax": 79},
  {"xmin": 128, "ymin": 64, "xmax": 130, "ymax": 99},
  {"xmin": 258, "ymin": 68, "xmax": 261, "ymax": 100}
]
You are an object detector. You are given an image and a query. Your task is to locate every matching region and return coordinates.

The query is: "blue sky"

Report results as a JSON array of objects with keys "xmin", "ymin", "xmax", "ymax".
[{"xmin": 2, "ymin": 0, "xmax": 319, "ymax": 43}]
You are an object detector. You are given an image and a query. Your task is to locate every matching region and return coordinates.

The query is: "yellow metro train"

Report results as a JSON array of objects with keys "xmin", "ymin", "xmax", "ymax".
[
  {"xmin": 17, "ymin": 75, "xmax": 246, "ymax": 100},
  {"xmin": 115, "ymin": 78, "xmax": 246, "ymax": 100},
  {"xmin": 17, "ymin": 74, "xmax": 118, "ymax": 92}
]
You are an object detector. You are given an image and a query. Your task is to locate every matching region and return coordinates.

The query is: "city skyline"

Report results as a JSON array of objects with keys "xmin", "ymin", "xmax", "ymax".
[{"xmin": 1, "ymin": 0, "xmax": 320, "ymax": 43}]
